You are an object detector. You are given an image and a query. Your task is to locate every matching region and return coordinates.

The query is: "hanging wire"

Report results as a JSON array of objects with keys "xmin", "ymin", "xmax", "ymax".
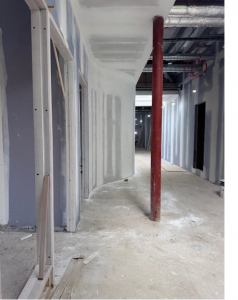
[{"xmin": 184, "ymin": 48, "xmax": 208, "ymax": 78}]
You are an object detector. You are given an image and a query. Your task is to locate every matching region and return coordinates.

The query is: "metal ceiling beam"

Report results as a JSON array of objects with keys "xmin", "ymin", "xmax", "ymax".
[
  {"xmin": 164, "ymin": 35, "xmax": 223, "ymax": 42},
  {"xmin": 174, "ymin": 1, "xmax": 224, "ymax": 5}
]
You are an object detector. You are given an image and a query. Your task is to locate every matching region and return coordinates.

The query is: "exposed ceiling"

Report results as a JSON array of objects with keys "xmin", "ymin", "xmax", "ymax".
[
  {"xmin": 70, "ymin": 0, "xmax": 176, "ymax": 82},
  {"xmin": 137, "ymin": 0, "xmax": 224, "ymax": 91}
]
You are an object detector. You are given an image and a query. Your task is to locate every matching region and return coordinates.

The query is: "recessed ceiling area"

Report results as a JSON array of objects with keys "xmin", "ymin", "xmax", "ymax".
[{"xmin": 71, "ymin": 0, "xmax": 176, "ymax": 81}]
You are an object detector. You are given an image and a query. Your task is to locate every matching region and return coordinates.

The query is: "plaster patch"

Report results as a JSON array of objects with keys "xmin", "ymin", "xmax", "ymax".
[{"xmin": 168, "ymin": 214, "xmax": 205, "ymax": 228}]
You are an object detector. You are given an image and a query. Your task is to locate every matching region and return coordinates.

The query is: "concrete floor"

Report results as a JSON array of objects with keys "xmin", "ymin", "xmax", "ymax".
[{"xmin": 0, "ymin": 149, "xmax": 224, "ymax": 299}]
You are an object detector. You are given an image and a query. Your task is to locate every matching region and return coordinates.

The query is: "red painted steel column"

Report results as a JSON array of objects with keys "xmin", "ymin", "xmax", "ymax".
[{"xmin": 151, "ymin": 16, "xmax": 164, "ymax": 221}]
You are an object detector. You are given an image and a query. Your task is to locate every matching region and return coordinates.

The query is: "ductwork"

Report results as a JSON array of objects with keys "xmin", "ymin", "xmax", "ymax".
[
  {"xmin": 169, "ymin": 5, "xmax": 224, "ymax": 17},
  {"xmin": 143, "ymin": 65, "xmax": 201, "ymax": 73},
  {"xmin": 149, "ymin": 55, "xmax": 215, "ymax": 61},
  {"xmin": 165, "ymin": 17, "xmax": 224, "ymax": 27},
  {"xmin": 163, "ymin": 55, "xmax": 215, "ymax": 61}
]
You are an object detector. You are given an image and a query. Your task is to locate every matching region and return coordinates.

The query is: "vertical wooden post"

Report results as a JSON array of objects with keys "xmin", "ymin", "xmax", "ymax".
[
  {"xmin": 30, "ymin": 8, "xmax": 54, "ymax": 281},
  {"xmin": 151, "ymin": 16, "xmax": 164, "ymax": 221},
  {"xmin": 0, "ymin": 263, "xmax": 2, "ymax": 299},
  {"xmin": 38, "ymin": 175, "xmax": 49, "ymax": 280}
]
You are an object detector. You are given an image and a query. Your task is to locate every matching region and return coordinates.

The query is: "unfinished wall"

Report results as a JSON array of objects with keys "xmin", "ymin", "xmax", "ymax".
[
  {"xmin": 162, "ymin": 43, "xmax": 224, "ymax": 185},
  {"xmin": 48, "ymin": 0, "xmax": 135, "ymax": 199},
  {"xmin": 0, "ymin": 0, "xmax": 135, "ymax": 227}
]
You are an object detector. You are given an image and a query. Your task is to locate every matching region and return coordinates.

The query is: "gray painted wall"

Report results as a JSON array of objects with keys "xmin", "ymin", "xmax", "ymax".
[
  {"xmin": 0, "ymin": 1, "xmax": 70, "ymax": 227},
  {"xmin": 162, "ymin": 44, "xmax": 224, "ymax": 185},
  {"xmin": 0, "ymin": 0, "xmax": 35, "ymax": 226}
]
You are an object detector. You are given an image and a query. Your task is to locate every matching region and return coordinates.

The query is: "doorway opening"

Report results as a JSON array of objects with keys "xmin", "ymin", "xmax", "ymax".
[{"xmin": 193, "ymin": 102, "xmax": 206, "ymax": 171}]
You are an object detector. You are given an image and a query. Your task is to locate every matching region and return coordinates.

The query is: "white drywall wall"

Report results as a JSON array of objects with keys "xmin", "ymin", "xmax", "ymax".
[{"xmin": 87, "ymin": 59, "xmax": 135, "ymax": 192}]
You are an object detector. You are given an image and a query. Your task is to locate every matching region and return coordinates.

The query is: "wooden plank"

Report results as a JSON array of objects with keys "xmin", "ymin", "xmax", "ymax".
[
  {"xmin": 29, "ymin": 265, "xmax": 52, "ymax": 299},
  {"xmin": 25, "ymin": 0, "xmax": 48, "ymax": 10},
  {"xmin": 31, "ymin": 7, "xmax": 45, "ymax": 268},
  {"xmin": 60, "ymin": 260, "xmax": 84, "ymax": 299},
  {"xmin": 50, "ymin": 259, "xmax": 77, "ymax": 299},
  {"xmin": 40, "ymin": 9, "xmax": 54, "ymax": 276},
  {"xmin": 39, "ymin": 175, "xmax": 50, "ymax": 280},
  {"xmin": 25, "ymin": 0, "xmax": 39, "ymax": 10},
  {"xmin": 49, "ymin": 15, "xmax": 73, "ymax": 62},
  {"xmin": 52, "ymin": 43, "xmax": 66, "ymax": 100},
  {"xmin": 66, "ymin": 61, "xmax": 77, "ymax": 233},
  {"xmin": 0, "ymin": 263, "xmax": 2, "ymax": 299},
  {"xmin": 35, "ymin": 0, "xmax": 48, "ymax": 9},
  {"xmin": 83, "ymin": 252, "xmax": 98, "ymax": 265},
  {"xmin": 18, "ymin": 265, "xmax": 52, "ymax": 299},
  {"xmin": 30, "ymin": 7, "xmax": 54, "ymax": 281}
]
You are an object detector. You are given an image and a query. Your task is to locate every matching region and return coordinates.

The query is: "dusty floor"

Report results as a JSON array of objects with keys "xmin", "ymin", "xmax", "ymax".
[{"xmin": 0, "ymin": 150, "xmax": 224, "ymax": 299}]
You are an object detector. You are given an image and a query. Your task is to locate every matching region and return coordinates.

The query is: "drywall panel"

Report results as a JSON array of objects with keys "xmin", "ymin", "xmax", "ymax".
[
  {"xmin": 0, "ymin": 1, "xmax": 35, "ymax": 226},
  {"xmin": 162, "ymin": 45, "xmax": 224, "ymax": 185},
  {"xmin": 87, "ymin": 59, "xmax": 135, "ymax": 192}
]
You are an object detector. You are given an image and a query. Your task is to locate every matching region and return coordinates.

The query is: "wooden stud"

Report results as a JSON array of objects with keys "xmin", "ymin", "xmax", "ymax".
[
  {"xmin": 53, "ymin": 43, "xmax": 66, "ymax": 100},
  {"xmin": 39, "ymin": 175, "xmax": 50, "ymax": 280},
  {"xmin": 0, "ymin": 263, "xmax": 2, "ymax": 299},
  {"xmin": 30, "ymin": 7, "xmax": 54, "ymax": 279}
]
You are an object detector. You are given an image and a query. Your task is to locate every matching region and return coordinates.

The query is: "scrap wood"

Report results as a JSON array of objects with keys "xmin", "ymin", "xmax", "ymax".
[
  {"xmin": 73, "ymin": 254, "xmax": 85, "ymax": 260},
  {"xmin": 50, "ymin": 259, "xmax": 77, "ymax": 299},
  {"xmin": 20, "ymin": 234, "xmax": 33, "ymax": 241},
  {"xmin": 83, "ymin": 252, "xmax": 99, "ymax": 265},
  {"xmin": 60, "ymin": 259, "xmax": 84, "ymax": 299}
]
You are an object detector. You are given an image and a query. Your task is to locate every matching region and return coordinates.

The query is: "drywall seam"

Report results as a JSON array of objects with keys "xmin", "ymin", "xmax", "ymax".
[{"xmin": 0, "ymin": 28, "xmax": 9, "ymax": 225}]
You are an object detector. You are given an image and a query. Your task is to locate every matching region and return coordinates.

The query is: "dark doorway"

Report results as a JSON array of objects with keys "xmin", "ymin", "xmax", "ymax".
[{"xmin": 193, "ymin": 102, "xmax": 206, "ymax": 170}]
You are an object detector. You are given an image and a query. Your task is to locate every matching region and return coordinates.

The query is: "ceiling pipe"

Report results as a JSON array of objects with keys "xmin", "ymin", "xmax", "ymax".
[
  {"xmin": 149, "ymin": 55, "xmax": 215, "ymax": 61},
  {"xmin": 165, "ymin": 17, "xmax": 224, "ymax": 27},
  {"xmin": 169, "ymin": 5, "xmax": 224, "ymax": 17},
  {"xmin": 143, "ymin": 64, "xmax": 201, "ymax": 73}
]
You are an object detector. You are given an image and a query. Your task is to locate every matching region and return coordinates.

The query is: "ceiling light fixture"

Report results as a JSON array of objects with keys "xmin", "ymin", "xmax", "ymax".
[
  {"xmin": 168, "ymin": 62, "xmax": 172, "ymax": 65},
  {"xmin": 192, "ymin": 89, "xmax": 197, "ymax": 93},
  {"xmin": 140, "ymin": 120, "xmax": 142, "ymax": 123},
  {"xmin": 148, "ymin": 115, "xmax": 151, "ymax": 117},
  {"xmin": 135, "ymin": 132, "xmax": 137, "ymax": 134}
]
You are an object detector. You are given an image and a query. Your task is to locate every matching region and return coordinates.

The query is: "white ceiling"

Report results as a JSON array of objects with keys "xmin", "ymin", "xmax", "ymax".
[{"xmin": 70, "ymin": 0, "xmax": 176, "ymax": 82}]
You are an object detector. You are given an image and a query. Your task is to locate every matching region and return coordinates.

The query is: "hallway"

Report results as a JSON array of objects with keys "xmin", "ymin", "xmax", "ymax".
[{"xmin": 0, "ymin": 150, "xmax": 224, "ymax": 299}]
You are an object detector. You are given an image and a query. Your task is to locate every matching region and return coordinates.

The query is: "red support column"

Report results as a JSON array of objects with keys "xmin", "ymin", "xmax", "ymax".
[{"xmin": 151, "ymin": 16, "xmax": 164, "ymax": 221}]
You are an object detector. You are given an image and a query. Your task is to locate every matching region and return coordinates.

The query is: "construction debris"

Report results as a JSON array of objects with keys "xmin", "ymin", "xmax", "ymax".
[
  {"xmin": 73, "ymin": 255, "xmax": 85, "ymax": 260},
  {"xmin": 20, "ymin": 234, "xmax": 33, "ymax": 241},
  {"xmin": 83, "ymin": 252, "xmax": 99, "ymax": 265}
]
